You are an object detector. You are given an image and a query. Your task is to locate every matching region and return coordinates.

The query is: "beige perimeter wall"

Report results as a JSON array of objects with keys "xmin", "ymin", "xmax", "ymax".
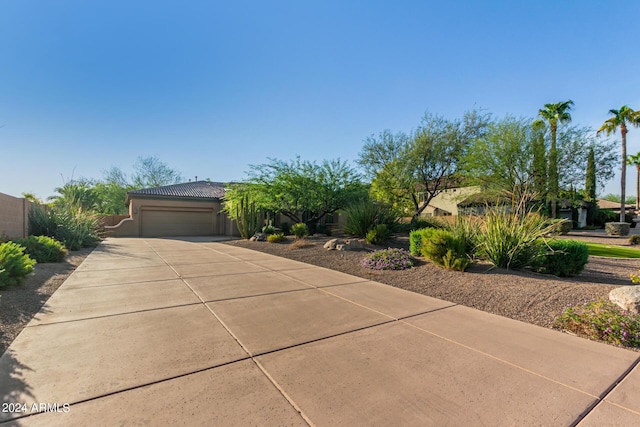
[{"xmin": 0, "ymin": 192, "xmax": 35, "ymax": 239}]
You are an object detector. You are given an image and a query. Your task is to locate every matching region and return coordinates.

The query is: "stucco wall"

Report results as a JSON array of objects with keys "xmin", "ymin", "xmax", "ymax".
[
  {"xmin": 423, "ymin": 186, "xmax": 481, "ymax": 216},
  {"xmin": 0, "ymin": 192, "xmax": 35, "ymax": 239}
]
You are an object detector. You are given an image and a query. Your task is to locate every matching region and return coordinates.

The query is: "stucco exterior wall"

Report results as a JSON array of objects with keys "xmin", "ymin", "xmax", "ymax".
[
  {"xmin": 422, "ymin": 186, "xmax": 481, "ymax": 217},
  {"xmin": 0, "ymin": 192, "xmax": 35, "ymax": 239}
]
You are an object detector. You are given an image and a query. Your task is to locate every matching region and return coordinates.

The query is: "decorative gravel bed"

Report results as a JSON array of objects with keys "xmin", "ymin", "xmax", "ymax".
[{"xmin": 224, "ymin": 233, "xmax": 640, "ymax": 331}]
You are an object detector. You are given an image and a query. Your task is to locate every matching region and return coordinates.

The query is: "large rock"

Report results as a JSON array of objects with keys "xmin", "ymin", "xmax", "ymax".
[
  {"xmin": 324, "ymin": 238, "xmax": 344, "ymax": 250},
  {"xmin": 250, "ymin": 232, "xmax": 268, "ymax": 242},
  {"xmin": 609, "ymin": 286, "xmax": 640, "ymax": 313}
]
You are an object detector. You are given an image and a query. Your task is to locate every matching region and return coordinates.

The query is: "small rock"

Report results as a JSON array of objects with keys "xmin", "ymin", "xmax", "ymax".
[
  {"xmin": 345, "ymin": 239, "xmax": 365, "ymax": 250},
  {"xmin": 324, "ymin": 238, "xmax": 344, "ymax": 250},
  {"xmin": 609, "ymin": 286, "xmax": 640, "ymax": 313},
  {"xmin": 336, "ymin": 244, "xmax": 347, "ymax": 251}
]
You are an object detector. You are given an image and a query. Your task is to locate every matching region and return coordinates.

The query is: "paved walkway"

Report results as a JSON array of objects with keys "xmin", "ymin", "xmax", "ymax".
[{"xmin": 2, "ymin": 237, "xmax": 640, "ymax": 426}]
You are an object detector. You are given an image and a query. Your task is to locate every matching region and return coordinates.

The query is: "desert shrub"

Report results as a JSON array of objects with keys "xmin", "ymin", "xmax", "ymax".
[
  {"xmin": 536, "ymin": 240, "xmax": 589, "ymax": 277},
  {"xmin": 12, "ymin": 236, "xmax": 67, "ymax": 263},
  {"xmin": 52, "ymin": 209, "xmax": 101, "ymax": 250},
  {"xmin": 398, "ymin": 216, "xmax": 446, "ymax": 233},
  {"xmin": 361, "ymin": 248, "xmax": 414, "ymax": 270},
  {"xmin": 267, "ymin": 232, "xmax": 286, "ymax": 243},
  {"xmin": 28, "ymin": 205, "xmax": 57, "ymax": 237},
  {"xmin": 475, "ymin": 209, "xmax": 554, "ymax": 270},
  {"xmin": 0, "ymin": 242, "xmax": 36, "ymax": 288},
  {"xmin": 630, "ymin": 235, "xmax": 640, "ymax": 245},
  {"xmin": 553, "ymin": 299, "xmax": 640, "ymax": 348},
  {"xmin": 366, "ymin": 224, "xmax": 392, "ymax": 245},
  {"xmin": 446, "ymin": 216, "xmax": 479, "ymax": 259},
  {"xmin": 343, "ymin": 200, "xmax": 398, "ymax": 238},
  {"xmin": 547, "ymin": 218, "xmax": 572, "ymax": 235},
  {"xmin": 287, "ymin": 239, "xmax": 315, "ymax": 250},
  {"xmin": 262, "ymin": 224, "xmax": 276, "ymax": 234},
  {"xmin": 419, "ymin": 228, "xmax": 470, "ymax": 272},
  {"xmin": 409, "ymin": 228, "xmax": 431, "ymax": 256},
  {"xmin": 291, "ymin": 223, "xmax": 310, "ymax": 239}
]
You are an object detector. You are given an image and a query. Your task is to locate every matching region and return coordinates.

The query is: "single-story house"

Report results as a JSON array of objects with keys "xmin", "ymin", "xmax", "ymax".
[{"xmin": 106, "ymin": 181, "xmax": 239, "ymax": 237}]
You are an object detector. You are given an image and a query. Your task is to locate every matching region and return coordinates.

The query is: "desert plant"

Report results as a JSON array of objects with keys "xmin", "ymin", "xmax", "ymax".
[
  {"xmin": 536, "ymin": 239, "xmax": 589, "ymax": 277},
  {"xmin": 52, "ymin": 208, "xmax": 101, "ymax": 250},
  {"xmin": 446, "ymin": 216, "xmax": 479, "ymax": 259},
  {"xmin": 279, "ymin": 222, "xmax": 290, "ymax": 235},
  {"xmin": 630, "ymin": 235, "xmax": 640, "ymax": 245},
  {"xmin": 419, "ymin": 228, "xmax": 470, "ymax": 271},
  {"xmin": 605, "ymin": 222, "xmax": 631, "ymax": 236},
  {"xmin": 547, "ymin": 218, "xmax": 571, "ymax": 235},
  {"xmin": 343, "ymin": 200, "xmax": 398, "ymax": 238},
  {"xmin": 28, "ymin": 204, "xmax": 57, "ymax": 237},
  {"xmin": 475, "ymin": 209, "xmax": 554, "ymax": 270},
  {"xmin": 291, "ymin": 223, "xmax": 310, "ymax": 239},
  {"xmin": 553, "ymin": 299, "xmax": 640, "ymax": 347},
  {"xmin": 0, "ymin": 242, "xmax": 36, "ymax": 287},
  {"xmin": 262, "ymin": 224, "xmax": 276, "ymax": 234},
  {"xmin": 360, "ymin": 248, "xmax": 414, "ymax": 270},
  {"xmin": 409, "ymin": 228, "xmax": 432, "ymax": 256},
  {"xmin": 366, "ymin": 224, "xmax": 392, "ymax": 245},
  {"xmin": 267, "ymin": 232, "xmax": 286, "ymax": 243},
  {"xmin": 233, "ymin": 193, "xmax": 262, "ymax": 239},
  {"xmin": 631, "ymin": 270, "xmax": 640, "ymax": 284},
  {"xmin": 12, "ymin": 236, "xmax": 67, "ymax": 263}
]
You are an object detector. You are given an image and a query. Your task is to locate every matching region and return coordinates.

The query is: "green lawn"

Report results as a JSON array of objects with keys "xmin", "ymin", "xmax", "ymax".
[{"xmin": 583, "ymin": 242, "xmax": 640, "ymax": 258}]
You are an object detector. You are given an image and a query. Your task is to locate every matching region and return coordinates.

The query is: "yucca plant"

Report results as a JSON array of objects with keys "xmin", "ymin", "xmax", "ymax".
[
  {"xmin": 343, "ymin": 200, "xmax": 398, "ymax": 238},
  {"xmin": 476, "ymin": 208, "xmax": 555, "ymax": 270}
]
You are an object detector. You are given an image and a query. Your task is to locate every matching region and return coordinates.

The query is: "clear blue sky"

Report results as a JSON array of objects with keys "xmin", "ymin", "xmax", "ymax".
[{"xmin": 1, "ymin": 0, "xmax": 639, "ymax": 200}]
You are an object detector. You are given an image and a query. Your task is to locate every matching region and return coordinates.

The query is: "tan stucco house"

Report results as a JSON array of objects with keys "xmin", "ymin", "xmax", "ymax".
[{"xmin": 106, "ymin": 181, "xmax": 239, "ymax": 237}]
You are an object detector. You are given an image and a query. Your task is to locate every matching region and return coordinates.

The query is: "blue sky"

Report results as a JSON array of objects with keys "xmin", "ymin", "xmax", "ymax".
[{"xmin": 1, "ymin": 0, "xmax": 639, "ymax": 200}]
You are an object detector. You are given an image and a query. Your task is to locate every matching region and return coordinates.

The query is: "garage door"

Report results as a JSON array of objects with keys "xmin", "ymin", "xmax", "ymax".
[{"xmin": 141, "ymin": 209, "xmax": 214, "ymax": 237}]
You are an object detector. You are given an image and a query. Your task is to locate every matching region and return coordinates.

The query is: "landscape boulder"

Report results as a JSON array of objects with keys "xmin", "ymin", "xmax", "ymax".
[
  {"xmin": 250, "ymin": 232, "xmax": 268, "ymax": 242},
  {"xmin": 609, "ymin": 286, "xmax": 640, "ymax": 313},
  {"xmin": 323, "ymin": 238, "xmax": 344, "ymax": 250}
]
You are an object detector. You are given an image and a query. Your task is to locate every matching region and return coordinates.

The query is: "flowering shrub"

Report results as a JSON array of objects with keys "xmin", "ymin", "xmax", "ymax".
[
  {"xmin": 361, "ymin": 248, "xmax": 414, "ymax": 271},
  {"xmin": 631, "ymin": 270, "xmax": 640, "ymax": 284},
  {"xmin": 553, "ymin": 299, "xmax": 640, "ymax": 348}
]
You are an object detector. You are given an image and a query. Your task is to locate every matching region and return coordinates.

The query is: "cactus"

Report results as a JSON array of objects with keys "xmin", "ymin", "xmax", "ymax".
[{"xmin": 235, "ymin": 193, "xmax": 262, "ymax": 239}]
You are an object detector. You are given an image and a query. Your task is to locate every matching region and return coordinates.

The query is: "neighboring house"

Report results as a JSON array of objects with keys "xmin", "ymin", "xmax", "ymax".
[
  {"xmin": 106, "ymin": 181, "xmax": 239, "ymax": 237},
  {"xmin": 421, "ymin": 186, "xmax": 482, "ymax": 217}
]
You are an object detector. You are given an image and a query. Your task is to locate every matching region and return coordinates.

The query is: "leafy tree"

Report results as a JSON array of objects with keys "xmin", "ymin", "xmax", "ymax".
[
  {"xmin": 131, "ymin": 156, "xmax": 184, "ymax": 188},
  {"xmin": 462, "ymin": 115, "xmax": 536, "ymax": 206},
  {"xmin": 601, "ymin": 194, "xmax": 636, "ymax": 204},
  {"xmin": 627, "ymin": 152, "xmax": 640, "ymax": 211},
  {"xmin": 48, "ymin": 179, "xmax": 99, "ymax": 213},
  {"xmin": 556, "ymin": 125, "xmax": 617, "ymax": 192},
  {"xmin": 536, "ymin": 100, "xmax": 574, "ymax": 218},
  {"xmin": 585, "ymin": 147, "xmax": 597, "ymax": 225},
  {"xmin": 358, "ymin": 110, "xmax": 490, "ymax": 220},
  {"xmin": 597, "ymin": 105, "xmax": 640, "ymax": 222},
  {"xmin": 226, "ymin": 157, "xmax": 365, "ymax": 228}
]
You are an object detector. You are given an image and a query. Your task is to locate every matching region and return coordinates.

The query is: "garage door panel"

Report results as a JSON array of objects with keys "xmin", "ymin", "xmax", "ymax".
[{"xmin": 142, "ymin": 210, "xmax": 214, "ymax": 237}]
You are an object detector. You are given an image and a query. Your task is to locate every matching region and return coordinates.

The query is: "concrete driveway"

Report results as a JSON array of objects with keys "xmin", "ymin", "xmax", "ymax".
[{"xmin": 2, "ymin": 237, "xmax": 640, "ymax": 426}]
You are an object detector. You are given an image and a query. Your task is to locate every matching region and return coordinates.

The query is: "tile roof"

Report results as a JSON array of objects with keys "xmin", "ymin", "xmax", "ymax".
[{"xmin": 127, "ymin": 181, "xmax": 227, "ymax": 200}]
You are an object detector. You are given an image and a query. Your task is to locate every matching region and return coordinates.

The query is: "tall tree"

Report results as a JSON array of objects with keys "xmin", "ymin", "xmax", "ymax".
[
  {"xmin": 226, "ymin": 157, "xmax": 365, "ymax": 228},
  {"xmin": 531, "ymin": 120, "xmax": 547, "ymax": 205},
  {"xmin": 462, "ymin": 115, "xmax": 535, "ymax": 206},
  {"xmin": 585, "ymin": 147, "xmax": 597, "ymax": 225},
  {"xmin": 536, "ymin": 100, "xmax": 574, "ymax": 218},
  {"xmin": 627, "ymin": 152, "xmax": 640, "ymax": 211},
  {"xmin": 359, "ymin": 110, "xmax": 490, "ymax": 219},
  {"xmin": 597, "ymin": 106, "xmax": 640, "ymax": 222}
]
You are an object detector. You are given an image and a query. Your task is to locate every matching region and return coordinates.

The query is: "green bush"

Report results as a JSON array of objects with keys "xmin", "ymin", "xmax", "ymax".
[
  {"xmin": 267, "ymin": 232, "xmax": 286, "ymax": 243},
  {"xmin": 547, "ymin": 218, "xmax": 571, "ymax": 235},
  {"xmin": 476, "ymin": 210, "xmax": 554, "ymax": 270},
  {"xmin": 343, "ymin": 200, "xmax": 398, "ymax": 238},
  {"xmin": 409, "ymin": 228, "xmax": 431, "ymax": 256},
  {"xmin": 0, "ymin": 242, "xmax": 36, "ymax": 287},
  {"xmin": 262, "ymin": 225, "xmax": 276, "ymax": 234},
  {"xmin": 419, "ymin": 228, "xmax": 470, "ymax": 271},
  {"xmin": 536, "ymin": 239, "xmax": 589, "ymax": 277},
  {"xmin": 553, "ymin": 299, "xmax": 640, "ymax": 347},
  {"xmin": 398, "ymin": 216, "xmax": 445, "ymax": 233},
  {"xmin": 291, "ymin": 223, "xmax": 310, "ymax": 239},
  {"xmin": 446, "ymin": 216, "xmax": 479, "ymax": 260},
  {"xmin": 366, "ymin": 224, "xmax": 392, "ymax": 245},
  {"xmin": 361, "ymin": 248, "xmax": 414, "ymax": 270},
  {"xmin": 630, "ymin": 235, "xmax": 640, "ymax": 245},
  {"xmin": 12, "ymin": 236, "xmax": 67, "ymax": 263},
  {"xmin": 594, "ymin": 209, "xmax": 617, "ymax": 227},
  {"xmin": 28, "ymin": 204, "xmax": 101, "ymax": 250}
]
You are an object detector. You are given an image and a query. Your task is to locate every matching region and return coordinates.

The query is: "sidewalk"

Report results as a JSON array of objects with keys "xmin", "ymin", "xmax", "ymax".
[{"xmin": 2, "ymin": 237, "xmax": 640, "ymax": 426}]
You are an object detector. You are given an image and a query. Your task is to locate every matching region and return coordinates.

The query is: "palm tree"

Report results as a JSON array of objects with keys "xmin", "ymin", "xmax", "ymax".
[
  {"xmin": 627, "ymin": 152, "xmax": 640, "ymax": 211},
  {"xmin": 536, "ymin": 100, "xmax": 574, "ymax": 218},
  {"xmin": 597, "ymin": 106, "xmax": 640, "ymax": 222}
]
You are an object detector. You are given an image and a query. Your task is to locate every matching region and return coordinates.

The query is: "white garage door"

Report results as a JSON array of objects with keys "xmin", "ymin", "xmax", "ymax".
[{"xmin": 141, "ymin": 209, "xmax": 214, "ymax": 237}]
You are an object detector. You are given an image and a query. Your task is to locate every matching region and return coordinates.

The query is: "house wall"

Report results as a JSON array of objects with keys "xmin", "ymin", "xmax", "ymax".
[
  {"xmin": 422, "ymin": 186, "xmax": 481, "ymax": 217},
  {"xmin": 0, "ymin": 192, "xmax": 35, "ymax": 239}
]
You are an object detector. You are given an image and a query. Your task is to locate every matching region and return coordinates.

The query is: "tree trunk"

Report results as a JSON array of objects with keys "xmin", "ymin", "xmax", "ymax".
[
  {"xmin": 621, "ymin": 125, "xmax": 627, "ymax": 222},
  {"xmin": 549, "ymin": 123, "xmax": 558, "ymax": 218},
  {"xmin": 636, "ymin": 164, "xmax": 640, "ymax": 212}
]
